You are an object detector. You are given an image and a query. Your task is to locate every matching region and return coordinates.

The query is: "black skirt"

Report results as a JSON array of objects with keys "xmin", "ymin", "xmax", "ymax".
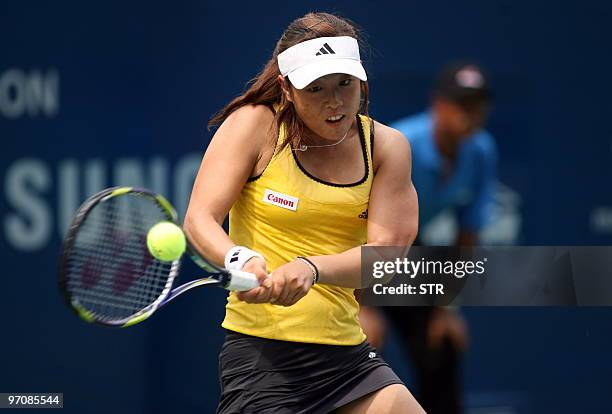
[{"xmin": 216, "ymin": 330, "xmax": 403, "ymax": 414}]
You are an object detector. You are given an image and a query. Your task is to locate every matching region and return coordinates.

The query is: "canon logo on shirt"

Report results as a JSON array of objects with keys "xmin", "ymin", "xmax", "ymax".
[{"xmin": 263, "ymin": 189, "xmax": 299, "ymax": 211}]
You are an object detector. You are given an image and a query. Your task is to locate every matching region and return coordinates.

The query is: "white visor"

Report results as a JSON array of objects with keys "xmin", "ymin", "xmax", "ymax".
[{"xmin": 277, "ymin": 36, "xmax": 367, "ymax": 89}]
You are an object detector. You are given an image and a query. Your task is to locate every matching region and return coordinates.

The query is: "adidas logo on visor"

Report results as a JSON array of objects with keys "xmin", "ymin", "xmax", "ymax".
[
  {"xmin": 276, "ymin": 36, "xmax": 367, "ymax": 90},
  {"xmin": 316, "ymin": 43, "xmax": 336, "ymax": 56}
]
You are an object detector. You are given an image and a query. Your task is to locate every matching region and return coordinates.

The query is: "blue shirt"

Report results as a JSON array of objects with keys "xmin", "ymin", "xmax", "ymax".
[{"xmin": 391, "ymin": 111, "xmax": 497, "ymax": 231}]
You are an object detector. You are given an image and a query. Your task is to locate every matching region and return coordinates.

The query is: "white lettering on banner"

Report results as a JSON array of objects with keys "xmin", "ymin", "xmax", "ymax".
[
  {"xmin": 58, "ymin": 160, "xmax": 79, "ymax": 239},
  {"xmin": 174, "ymin": 154, "xmax": 202, "ymax": 220},
  {"xmin": 4, "ymin": 159, "xmax": 52, "ymax": 251},
  {"xmin": 0, "ymin": 69, "xmax": 59, "ymax": 119},
  {"xmin": 2, "ymin": 154, "xmax": 201, "ymax": 251},
  {"xmin": 114, "ymin": 157, "xmax": 169, "ymax": 198},
  {"xmin": 262, "ymin": 189, "xmax": 299, "ymax": 211},
  {"xmin": 84, "ymin": 159, "xmax": 107, "ymax": 202}
]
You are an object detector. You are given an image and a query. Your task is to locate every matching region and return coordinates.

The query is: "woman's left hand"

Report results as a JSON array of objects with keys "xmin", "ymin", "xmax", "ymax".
[{"xmin": 267, "ymin": 259, "xmax": 315, "ymax": 306}]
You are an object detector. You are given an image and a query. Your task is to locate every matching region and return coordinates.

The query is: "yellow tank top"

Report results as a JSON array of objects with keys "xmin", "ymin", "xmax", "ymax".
[{"xmin": 222, "ymin": 114, "xmax": 373, "ymax": 345}]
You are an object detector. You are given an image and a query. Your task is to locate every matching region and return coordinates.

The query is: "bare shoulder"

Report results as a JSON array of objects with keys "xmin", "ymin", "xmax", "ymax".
[
  {"xmin": 219, "ymin": 104, "xmax": 275, "ymax": 140},
  {"xmin": 206, "ymin": 104, "xmax": 277, "ymax": 179},
  {"xmin": 372, "ymin": 120, "xmax": 411, "ymax": 172}
]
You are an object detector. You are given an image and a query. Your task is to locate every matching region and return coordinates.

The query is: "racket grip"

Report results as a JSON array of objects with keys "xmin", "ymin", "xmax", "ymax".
[{"xmin": 226, "ymin": 269, "xmax": 260, "ymax": 291}]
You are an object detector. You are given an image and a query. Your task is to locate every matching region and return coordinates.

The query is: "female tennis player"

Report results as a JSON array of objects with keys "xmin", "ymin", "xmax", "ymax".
[{"xmin": 184, "ymin": 12, "xmax": 422, "ymax": 413}]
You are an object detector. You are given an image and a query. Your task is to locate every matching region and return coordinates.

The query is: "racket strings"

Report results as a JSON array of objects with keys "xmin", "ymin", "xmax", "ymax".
[
  {"xmin": 65, "ymin": 194, "xmax": 176, "ymax": 321},
  {"xmin": 130, "ymin": 200, "xmax": 165, "ymax": 312},
  {"xmin": 68, "ymin": 216, "xmax": 170, "ymax": 318}
]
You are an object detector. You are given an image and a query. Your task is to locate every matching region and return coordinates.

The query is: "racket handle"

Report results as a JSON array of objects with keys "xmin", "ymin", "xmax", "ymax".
[{"xmin": 226, "ymin": 269, "xmax": 260, "ymax": 291}]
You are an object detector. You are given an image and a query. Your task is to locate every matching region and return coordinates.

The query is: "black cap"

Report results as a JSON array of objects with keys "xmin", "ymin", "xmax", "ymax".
[{"xmin": 434, "ymin": 62, "xmax": 492, "ymax": 105}]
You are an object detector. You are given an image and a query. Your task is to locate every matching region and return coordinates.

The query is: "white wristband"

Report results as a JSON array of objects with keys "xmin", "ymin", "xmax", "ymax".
[{"xmin": 224, "ymin": 246, "xmax": 264, "ymax": 271}]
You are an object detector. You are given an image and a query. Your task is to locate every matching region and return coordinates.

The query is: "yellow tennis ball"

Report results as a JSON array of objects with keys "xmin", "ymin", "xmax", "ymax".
[{"xmin": 146, "ymin": 221, "xmax": 186, "ymax": 262}]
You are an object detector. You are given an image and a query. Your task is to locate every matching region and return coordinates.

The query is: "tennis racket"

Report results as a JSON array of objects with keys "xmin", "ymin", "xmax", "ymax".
[{"xmin": 58, "ymin": 186, "xmax": 259, "ymax": 327}]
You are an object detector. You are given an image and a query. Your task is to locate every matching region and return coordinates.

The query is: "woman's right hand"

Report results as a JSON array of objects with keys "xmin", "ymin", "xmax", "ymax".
[{"xmin": 235, "ymin": 257, "xmax": 274, "ymax": 303}]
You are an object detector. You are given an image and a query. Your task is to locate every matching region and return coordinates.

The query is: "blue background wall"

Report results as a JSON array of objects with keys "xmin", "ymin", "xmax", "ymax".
[{"xmin": 2, "ymin": 1, "xmax": 611, "ymax": 413}]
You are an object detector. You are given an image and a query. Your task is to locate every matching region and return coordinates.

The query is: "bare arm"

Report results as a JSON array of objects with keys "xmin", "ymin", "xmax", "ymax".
[
  {"xmin": 183, "ymin": 105, "xmax": 272, "ymax": 266},
  {"xmin": 305, "ymin": 123, "xmax": 419, "ymax": 288},
  {"xmin": 258, "ymin": 122, "xmax": 419, "ymax": 306}
]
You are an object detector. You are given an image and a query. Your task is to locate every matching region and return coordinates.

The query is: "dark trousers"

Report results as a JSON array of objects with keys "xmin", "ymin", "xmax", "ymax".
[{"xmin": 382, "ymin": 307, "xmax": 461, "ymax": 414}]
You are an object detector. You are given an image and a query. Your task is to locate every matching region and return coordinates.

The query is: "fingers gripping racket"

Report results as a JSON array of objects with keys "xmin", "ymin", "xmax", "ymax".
[{"xmin": 58, "ymin": 187, "xmax": 259, "ymax": 327}]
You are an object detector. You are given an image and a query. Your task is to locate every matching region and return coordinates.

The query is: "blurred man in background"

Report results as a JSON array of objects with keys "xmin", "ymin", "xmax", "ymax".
[{"xmin": 360, "ymin": 62, "xmax": 497, "ymax": 414}]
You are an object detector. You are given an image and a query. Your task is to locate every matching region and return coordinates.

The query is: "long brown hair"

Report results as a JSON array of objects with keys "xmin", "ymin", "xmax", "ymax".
[{"xmin": 208, "ymin": 12, "xmax": 371, "ymax": 151}]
